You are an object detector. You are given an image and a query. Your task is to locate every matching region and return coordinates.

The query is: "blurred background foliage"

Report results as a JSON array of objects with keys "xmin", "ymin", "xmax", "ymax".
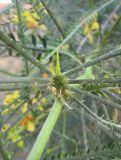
[{"xmin": 0, "ymin": 0, "xmax": 121, "ymax": 159}]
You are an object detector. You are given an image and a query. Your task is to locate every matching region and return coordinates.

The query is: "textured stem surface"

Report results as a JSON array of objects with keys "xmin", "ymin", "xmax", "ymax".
[{"xmin": 26, "ymin": 98, "xmax": 63, "ymax": 160}]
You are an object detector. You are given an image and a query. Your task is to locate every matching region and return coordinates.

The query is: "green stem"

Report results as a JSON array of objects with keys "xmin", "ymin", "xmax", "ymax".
[
  {"xmin": 15, "ymin": 0, "xmax": 29, "ymax": 74},
  {"xmin": 71, "ymin": 87, "xmax": 121, "ymax": 111},
  {"xmin": 0, "ymin": 141, "xmax": 10, "ymax": 160},
  {"xmin": 0, "ymin": 83, "xmax": 46, "ymax": 92},
  {"xmin": 0, "ymin": 32, "xmax": 51, "ymax": 75},
  {"xmin": 15, "ymin": 0, "xmax": 26, "ymax": 45},
  {"xmin": 101, "ymin": 15, "xmax": 121, "ymax": 46},
  {"xmin": 0, "ymin": 68, "xmax": 20, "ymax": 77},
  {"xmin": 0, "ymin": 77, "xmax": 50, "ymax": 84},
  {"xmin": 64, "ymin": 46, "xmax": 121, "ymax": 76},
  {"xmin": 69, "ymin": 77, "xmax": 121, "ymax": 84},
  {"xmin": 0, "ymin": 84, "xmax": 27, "ymax": 91},
  {"xmin": 26, "ymin": 98, "xmax": 63, "ymax": 160}
]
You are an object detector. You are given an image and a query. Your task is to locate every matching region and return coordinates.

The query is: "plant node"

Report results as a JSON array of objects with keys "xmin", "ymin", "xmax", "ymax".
[{"xmin": 50, "ymin": 74, "xmax": 70, "ymax": 98}]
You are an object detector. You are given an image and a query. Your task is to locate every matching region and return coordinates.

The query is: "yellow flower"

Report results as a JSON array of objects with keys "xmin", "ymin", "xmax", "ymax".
[
  {"xmin": 2, "ymin": 108, "xmax": 9, "ymax": 115},
  {"xmin": 10, "ymin": 134, "xmax": 24, "ymax": 148},
  {"xmin": 41, "ymin": 98, "xmax": 47, "ymax": 104},
  {"xmin": 12, "ymin": 91, "xmax": 20, "ymax": 99},
  {"xmin": 1, "ymin": 124, "xmax": 10, "ymax": 132},
  {"xmin": 91, "ymin": 21, "xmax": 99, "ymax": 30},
  {"xmin": 12, "ymin": 10, "xmax": 40, "ymax": 29},
  {"xmin": 4, "ymin": 95, "xmax": 13, "ymax": 105},
  {"xmin": 87, "ymin": 34, "xmax": 93, "ymax": 44},
  {"xmin": 16, "ymin": 140, "xmax": 24, "ymax": 148},
  {"xmin": 83, "ymin": 16, "xmax": 99, "ymax": 44},
  {"xmin": 26, "ymin": 121, "xmax": 35, "ymax": 132},
  {"xmin": 12, "ymin": 15, "xmax": 19, "ymax": 24},
  {"xmin": 21, "ymin": 103, "xmax": 28, "ymax": 113},
  {"xmin": 11, "ymin": 134, "xmax": 19, "ymax": 143},
  {"xmin": 22, "ymin": 11, "xmax": 39, "ymax": 20},
  {"xmin": 31, "ymin": 98, "xmax": 38, "ymax": 104},
  {"xmin": 38, "ymin": 105, "xmax": 44, "ymax": 112},
  {"xmin": 39, "ymin": 24, "xmax": 48, "ymax": 31},
  {"xmin": 84, "ymin": 24, "xmax": 90, "ymax": 35},
  {"xmin": 11, "ymin": 104, "xmax": 17, "ymax": 110},
  {"xmin": 22, "ymin": 11, "xmax": 40, "ymax": 29},
  {"xmin": 26, "ymin": 16, "xmax": 38, "ymax": 29},
  {"xmin": 20, "ymin": 114, "xmax": 35, "ymax": 132},
  {"xmin": 4, "ymin": 91, "xmax": 20, "ymax": 105}
]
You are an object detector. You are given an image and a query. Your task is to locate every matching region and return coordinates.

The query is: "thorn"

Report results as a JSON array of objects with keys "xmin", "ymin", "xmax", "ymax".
[{"xmin": 62, "ymin": 98, "xmax": 74, "ymax": 109}]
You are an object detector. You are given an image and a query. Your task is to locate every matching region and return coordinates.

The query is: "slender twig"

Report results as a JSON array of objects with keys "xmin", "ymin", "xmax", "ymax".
[
  {"xmin": 101, "ymin": 5, "xmax": 121, "ymax": 33},
  {"xmin": 0, "ymin": 68, "xmax": 20, "ymax": 77},
  {"xmin": 15, "ymin": 0, "xmax": 26, "ymax": 46},
  {"xmin": 0, "ymin": 84, "xmax": 28, "ymax": 91},
  {"xmin": 74, "ymin": 97, "xmax": 121, "ymax": 129},
  {"xmin": 69, "ymin": 77, "xmax": 121, "ymax": 84},
  {"xmin": 40, "ymin": 0, "xmax": 64, "ymax": 37},
  {"xmin": 64, "ymin": 46, "xmax": 121, "ymax": 75},
  {"xmin": 15, "ymin": 0, "xmax": 29, "ymax": 74},
  {"xmin": 0, "ymin": 83, "xmax": 46, "ymax": 92},
  {"xmin": 0, "ymin": 77, "xmax": 50, "ymax": 84},
  {"xmin": 101, "ymin": 15, "xmax": 121, "ymax": 45},
  {"xmin": 71, "ymin": 87, "xmax": 121, "ymax": 111},
  {"xmin": 102, "ymin": 89, "xmax": 121, "ymax": 103},
  {"xmin": 0, "ymin": 32, "xmax": 52, "ymax": 74}
]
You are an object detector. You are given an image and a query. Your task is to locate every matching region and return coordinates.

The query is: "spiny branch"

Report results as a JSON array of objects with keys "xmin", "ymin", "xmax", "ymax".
[
  {"xmin": 74, "ymin": 97, "xmax": 121, "ymax": 130},
  {"xmin": 0, "ymin": 32, "xmax": 52, "ymax": 75},
  {"xmin": 69, "ymin": 77, "xmax": 121, "ymax": 84},
  {"xmin": 71, "ymin": 87, "xmax": 121, "ymax": 111},
  {"xmin": 0, "ymin": 77, "xmax": 50, "ymax": 84},
  {"xmin": 64, "ymin": 46, "xmax": 121, "ymax": 75}
]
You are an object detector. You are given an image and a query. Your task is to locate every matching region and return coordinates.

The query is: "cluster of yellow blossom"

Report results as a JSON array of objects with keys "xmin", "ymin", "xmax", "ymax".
[
  {"xmin": 3, "ymin": 91, "xmax": 20, "ymax": 106},
  {"xmin": 31, "ymin": 97, "xmax": 45, "ymax": 112},
  {"xmin": 20, "ymin": 113, "xmax": 35, "ymax": 132},
  {"xmin": 7, "ymin": 127, "xmax": 25, "ymax": 148},
  {"xmin": 21, "ymin": 102, "xmax": 28, "ymax": 113},
  {"xmin": 1, "ymin": 90, "xmax": 47, "ymax": 149},
  {"xmin": 83, "ymin": 15, "xmax": 100, "ymax": 43},
  {"xmin": 1, "ymin": 124, "xmax": 10, "ymax": 132},
  {"xmin": 11, "ymin": 134, "xmax": 24, "ymax": 148},
  {"xmin": 12, "ymin": 9, "xmax": 48, "ymax": 33},
  {"xmin": 2, "ymin": 91, "xmax": 29, "ymax": 115},
  {"xmin": 2, "ymin": 91, "xmax": 20, "ymax": 115}
]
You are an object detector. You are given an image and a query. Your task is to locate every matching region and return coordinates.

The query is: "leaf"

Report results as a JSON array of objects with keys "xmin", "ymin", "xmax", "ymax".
[{"xmin": 78, "ymin": 57, "xmax": 94, "ymax": 79}]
